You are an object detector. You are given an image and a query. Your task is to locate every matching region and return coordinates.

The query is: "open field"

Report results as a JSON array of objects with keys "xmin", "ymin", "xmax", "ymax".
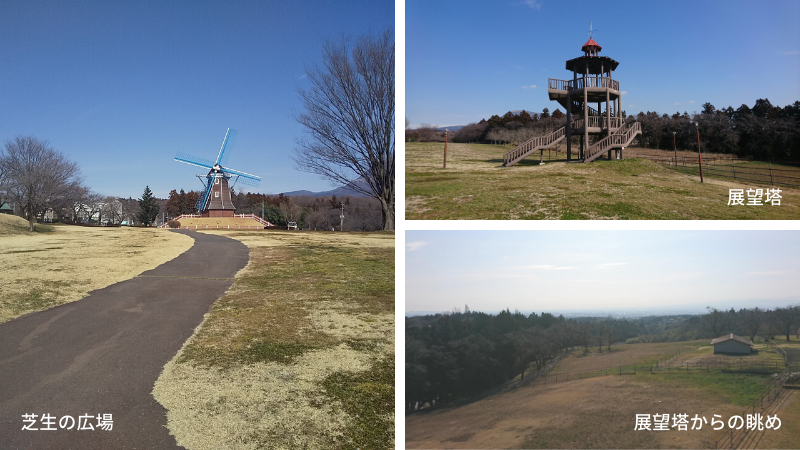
[
  {"xmin": 407, "ymin": 340, "xmax": 799, "ymax": 449},
  {"xmin": 406, "ymin": 373, "xmax": 768, "ymax": 449},
  {"xmin": 669, "ymin": 341, "xmax": 788, "ymax": 367},
  {"xmin": 173, "ymin": 217, "xmax": 266, "ymax": 229},
  {"xmin": 0, "ymin": 217, "xmax": 194, "ymax": 323},
  {"xmin": 405, "ymin": 142, "xmax": 800, "ymax": 219},
  {"xmin": 548, "ymin": 341, "xmax": 704, "ymax": 375},
  {"xmin": 153, "ymin": 230, "xmax": 394, "ymax": 449}
]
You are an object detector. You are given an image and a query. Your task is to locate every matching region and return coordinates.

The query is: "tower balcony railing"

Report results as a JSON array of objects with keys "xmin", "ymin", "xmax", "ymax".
[
  {"xmin": 571, "ymin": 116, "xmax": 623, "ymax": 130},
  {"xmin": 549, "ymin": 77, "xmax": 620, "ymax": 92}
]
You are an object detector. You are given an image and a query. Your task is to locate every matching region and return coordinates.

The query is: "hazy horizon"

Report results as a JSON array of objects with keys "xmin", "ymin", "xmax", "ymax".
[{"xmin": 406, "ymin": 231, "xmax": 799, "ymax": 314}]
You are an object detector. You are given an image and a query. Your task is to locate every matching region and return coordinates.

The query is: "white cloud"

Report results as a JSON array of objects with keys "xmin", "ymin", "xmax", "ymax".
[
  {"xmin": 784, "ymin": 50, "xmax": 800, "ymax": 55},
  {"xmin": 522, "ymin": 84, "xmax": 537, "ymax": 89},
  {"xmin": 518, "ymin": 0, "xmax": 542, "ymax": 10},
  {"xmin": 689, "ymin": 100, "xmax": 695, "ymax": 104},
  {"xmin": 628, "ymin": 104, "xmax": 635, "ymax": 108},
  {"xmin": 526, "ymin": 264, "xmax": 577, "ymax": 270},
  {"xmin": 298, "ymin": 73, "xmax": 307, "ymax": 80},
  {"xmin": 620, "ymin": 91, "xmax": 628, "ymax": 95},
  {"xmin": 747, "ymin": 271, "xmax": 790, "ymax": 276},
  {"xmin": 673, "ymin": 102, "xmax": 681, "ymax": 105},
  {"xmin": 596, "ymin": 262, "xmax": 628, "ymax": 269},
  {"xmin": 406, "ymin": 241, "xmax": 428, "ymax": 251}
]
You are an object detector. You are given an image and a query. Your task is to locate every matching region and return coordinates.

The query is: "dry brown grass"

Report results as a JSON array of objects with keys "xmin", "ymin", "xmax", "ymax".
[
  {"xmin": 153, "ymin": 229, "xmax": 394, "ymax": 449},
  {"xmin": 0, "ymin": 225, "xmax": 194, "ymax": 323},
  {"xmin": 0, "ymin": 213, "xmax": 39, "ymax": 235},
  {"xmin": 174, "ymin": 217, "xmax": 266, "ymax": 229},
  {"xmin": 549, "ymin": 341, "xmax": 704, "ymax": 375},
  {"xmin": 406, "ymin": 141, "xmax": 800, "ymax": 219},
  {"xmin": 406, "ymin": 374, "xmax": 740, "ymax": 449}
]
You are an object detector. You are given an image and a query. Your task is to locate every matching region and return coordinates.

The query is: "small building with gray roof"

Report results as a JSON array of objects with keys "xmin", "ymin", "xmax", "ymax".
[{"xmin": 711, "ymin": 334, "xmax": 753, "ymax": 355}]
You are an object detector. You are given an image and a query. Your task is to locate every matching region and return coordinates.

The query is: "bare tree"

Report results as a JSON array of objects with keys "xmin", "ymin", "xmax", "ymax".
[
  {"xmin": 278, "ymin": 199, "xmax": 302, "ymax": 228},
  {"xmin": 744, "ymin": 307, "xmax": 764, "ymax": 342},
  {"xmin": 0, "ymin": 136, "xmax": 82, "ymax": 231},
  {"xmin": 102, "ymin": 196, "xmax": 123, "ymax": 225},
  {"xmin": 702, "ymin": 307, "xmax": 727, "ymax": 337},
  {"xmin": 82, "ymin": 192, "xmax": 105, "ymax": 224},
  {"xmin": 416, "ymin": 123, "xmax": 438, "ymax": 142},
  {"xmin": 294, "ymin": 30, "xmax": 395, "ymax": 230},
  {"xmin": 772, "ymin": 306, "xmax": 800, "ymax": 342}
]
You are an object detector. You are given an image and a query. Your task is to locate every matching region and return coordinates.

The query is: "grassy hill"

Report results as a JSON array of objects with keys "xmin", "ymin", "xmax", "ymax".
[
  {"xmin": 405, "ymin": 142, "xmax": 800, "ymax": 220},
  {"xmin": 0, "ymin": 214, "xmax": 53, "ymax": 235}
]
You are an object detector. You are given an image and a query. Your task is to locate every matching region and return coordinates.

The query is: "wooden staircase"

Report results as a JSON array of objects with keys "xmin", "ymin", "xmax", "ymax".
[
  {"xmin": 583, "ymin": 122, "xmax": 642, "ymax": 163},
  {"xmin": 559, "ymin": 97, "xmax": 599, "ymax": 116},
  {"xmin": 503, "ymin": 123, "xmax": 569, "ymax": 167},
  {"xmin": 503, "ymin": 118, "xmax": 633, "ymax": 166}
]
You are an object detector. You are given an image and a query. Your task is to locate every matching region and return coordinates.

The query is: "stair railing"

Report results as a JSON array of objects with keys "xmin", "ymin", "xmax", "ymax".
[
  {"xmin": 585, "ymin": 122, "xmax": 641, "ymax": 161},
  {"xmin": 503, "ymin": 125, "xmax": 567, "ymax": 165}
]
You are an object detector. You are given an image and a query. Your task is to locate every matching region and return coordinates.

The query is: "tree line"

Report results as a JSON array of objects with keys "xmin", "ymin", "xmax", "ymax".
[
  {"xmin": 628, "ymin": 99, "xmax": 800, "ymax": 160},
  {"xmin": 164, "ymin": 188, "xmax": 384, "ymax": 231},
  {"xmin": 406, "ymin": 304, "xmax": 800, "ymax": 411},
  {"xmin": 406, "ymin": 307, "xmax": 644, "ymax": 411},
  {"xmin": 0, "ymin": 136, "xmax": 134, "ymax": 230},
  {"xmin": 437, "ymin": 98, "xmax": 799, "ymax": 161}
]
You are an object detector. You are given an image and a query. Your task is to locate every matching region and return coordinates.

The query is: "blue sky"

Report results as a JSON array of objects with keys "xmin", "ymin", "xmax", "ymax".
[
  {"xmin": 405, "ymin": 231, "xmax": 799, "ymax": 314},
  {"xmin": 0, "ymin": 0, "xmax": 393, "ymax": 198},
  {"xmin": 406, "ymin": 0, "xmax": 800, "ymax": 128}
]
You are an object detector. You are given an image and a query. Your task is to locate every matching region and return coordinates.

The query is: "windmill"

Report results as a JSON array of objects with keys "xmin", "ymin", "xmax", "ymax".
[{"xmin": 174, "ymin": 128, "xmax": 261, "ymax": 217}]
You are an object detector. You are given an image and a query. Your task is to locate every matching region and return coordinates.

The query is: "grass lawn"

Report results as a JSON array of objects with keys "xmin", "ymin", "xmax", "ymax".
[
  {"xmin": 0, "ymin": 215, "xmax": 193, "ymax": 323},
  {"xmin": 405, "ymin": 142, "xmax": 800, "ymax": 219},
  {"xmin": 153, "ymin": 230, "xmax": 395, "ymax": 449}
]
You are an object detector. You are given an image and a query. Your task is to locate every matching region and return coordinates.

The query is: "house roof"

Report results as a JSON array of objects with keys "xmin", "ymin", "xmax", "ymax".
[
  {"xmin": 0, "ymin": 202, "xmax": 12, "ymax": 211},
  {"xmin": 710, "ymin": 334, "xmax": 753, "ymax": 346}
]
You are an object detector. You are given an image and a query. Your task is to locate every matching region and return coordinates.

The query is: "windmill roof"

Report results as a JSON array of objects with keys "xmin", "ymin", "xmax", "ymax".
[
  {"xmin": 710, "ymin": 334, "xmax": 753, "ymax": 346},
  {"xmin": 582, "ymin": 37, "xmax": 602, "ymax": 52}
]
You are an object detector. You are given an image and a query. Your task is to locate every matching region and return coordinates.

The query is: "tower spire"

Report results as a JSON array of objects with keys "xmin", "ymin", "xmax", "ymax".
[{"xmin": 588, "ymin": 20, "xmax": 597, "ymax": 39}]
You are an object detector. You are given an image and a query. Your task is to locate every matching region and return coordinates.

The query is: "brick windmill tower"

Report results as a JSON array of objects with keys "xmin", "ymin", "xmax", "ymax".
[
  {"xmin": 174, "ymin": 128, "xmax": 261, "ymax": 217},
  {"xmin": 503, "ymin": 23, "xmax": 641, "ymax": 166}
]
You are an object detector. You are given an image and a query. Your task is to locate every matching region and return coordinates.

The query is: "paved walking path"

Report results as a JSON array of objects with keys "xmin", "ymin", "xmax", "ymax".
[{"xmin": 0, "ymin": 230, "xmax": 249, "ymax": 449}]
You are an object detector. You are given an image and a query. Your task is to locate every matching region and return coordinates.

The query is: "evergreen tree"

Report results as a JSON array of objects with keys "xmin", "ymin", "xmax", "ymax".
[{"xmin": 137, "ymin": 185, "xmax": 159, "ymax": 226}]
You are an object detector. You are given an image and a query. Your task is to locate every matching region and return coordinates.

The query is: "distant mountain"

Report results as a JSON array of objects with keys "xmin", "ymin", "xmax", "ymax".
[{"xmin": 279, "ymin": 178, "xmax": 371, "ymax": 198}]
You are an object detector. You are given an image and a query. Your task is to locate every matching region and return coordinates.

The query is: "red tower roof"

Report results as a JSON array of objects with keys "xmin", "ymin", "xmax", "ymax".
[{"xmin": 581, "ymin": 37, "xmax": 602, "ymax": 52}]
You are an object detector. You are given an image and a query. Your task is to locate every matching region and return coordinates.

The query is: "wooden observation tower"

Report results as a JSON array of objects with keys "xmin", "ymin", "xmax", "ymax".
[{"xmin": 503, "ymin": 28, "xmax": 641, "ymax": 166}]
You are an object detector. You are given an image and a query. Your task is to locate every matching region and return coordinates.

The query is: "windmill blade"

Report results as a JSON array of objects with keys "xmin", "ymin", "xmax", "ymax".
[
  {"xmin": 215, "ymin": 128, "xmax": 238, "ymax": 166},
  {"xmin": 222, "ymin": 166, "xmax": 261, "ymax": 183},
  {"xmin": 235, "ymin": 175, "xmax": 260, "ymax": 187},
  {"xmin": 175, "ymin": 152, "xmax": 215, "ymax": 169},
  {"xmin": 196, "ymin": 174, "xmax": 215, "ymax": 211}
]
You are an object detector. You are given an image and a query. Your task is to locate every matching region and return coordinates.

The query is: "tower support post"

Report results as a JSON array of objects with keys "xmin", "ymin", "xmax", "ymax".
[
  {"xmin": 566, "ymin": 91, "xmax": 572, "ymax": 162},
  {"xmin": 584, "ymin": 61, "xmax": 588, "ymax": 161},
  {"xmin": 607, "ymin": 89, "xmax": 612, "ymax": 160}
]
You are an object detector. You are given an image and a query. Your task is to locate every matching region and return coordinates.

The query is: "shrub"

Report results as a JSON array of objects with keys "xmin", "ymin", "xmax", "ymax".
[{"xmin": 167, "ymin": 220, "xmax": 181, "ymax": 229}]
